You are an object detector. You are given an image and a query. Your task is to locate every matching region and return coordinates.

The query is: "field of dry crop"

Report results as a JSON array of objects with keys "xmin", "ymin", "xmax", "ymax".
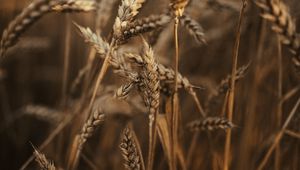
[{"xmin": 0, "ymin": 0, "xmax": 300, "ymax": 170}]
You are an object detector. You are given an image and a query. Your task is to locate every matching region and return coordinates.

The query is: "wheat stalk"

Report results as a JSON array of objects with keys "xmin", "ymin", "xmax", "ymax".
[
  {"xmin": 135, "ymin": 39, "xmax": 160, "ymax": 170},
  {"xmin": 85, "ymin": 0, "xmax": 147, "ymax": 125},
  {"xmin": 187, "ymin": 117, "xmax": 235, "ymax": 131},
  {"xmin": 70, "ymin": 64, "xmax": 90, "ymax": 94},
  {"xmin": 216, "ymin": 62, "xmax": 250, "ymax": 95},
  {"xmin": 224, "ymin": 1, "xmax": 247, "ymax": 170},
  {"xmin": 169, "ymin": 1, "xmax": 189, "ymax": 168},
  {"xmin": 120, "ymin": 126, "xmax": 145, "ymax": 170}
]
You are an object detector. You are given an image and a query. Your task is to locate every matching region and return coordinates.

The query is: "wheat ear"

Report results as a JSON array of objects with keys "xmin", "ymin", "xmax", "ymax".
[
  {"xmin": 52, "ymin": 0, "xmax": 98, "ymax": 13},
  {"xmin": 32, "ymin": 144, "xmax": 56, "ymax": 170},
  {"xmin": 117, "ymin": 14, "xmax": 171, "ymax": 44},
  {"xmin": 125, "ymin": 52, "xmax": 206, "ymax": 117},
  {"xmin": 256, "ymin": 0, "xmax": 300, "ymax": 72},
  {"xmin": 132, "ymin": 38, "xmax": 160, "ymax": 170},
  {"xmin": 0, "ymin": 0, "xmax": 63, "ymax": 58},
  {"xmin": 68, "ymin": 109, "xmax": 105, "ymax": 170},
  {"xmin": 75, "ymin": 26, "xmax": 204, "ymax": 97},
  {"xmin": 113, "ymin": 0, "xmax": 146, "ymax": 38},
  {"xmin": 180, "ymin": 14, "xmax": 206, "ymax": 44},
  {"xmin": 120, "ymin": 126, "xmax": 145, "ymax": 170},
  {"xmin": 78, "ymin": 109, "xmax": 105, "ymax": 150},
  {"xmin": 187, "ymin": 117, "xmax": 235, "ymax": 131},
  {"xmin": 74, "ymin": 23, "xmax": 110, "ymax": 56}
]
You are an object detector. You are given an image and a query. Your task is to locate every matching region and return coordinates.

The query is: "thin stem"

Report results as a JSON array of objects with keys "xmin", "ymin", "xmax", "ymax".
[
  {"xmin": 186, "ymin": 133, "xmax": 198, "ymax": 168},
  {"xmin": 285, "ymin": 130, "xmax": 300, "ymax": 139},
  {"xmin": 20, "ymin": 114, "xmax": 73, "ymax": 170},
  {"xmin": 190, "ymin": 90, "xmax": 206, "ymax": 117},
  {"xmin": 275, "ymin": 35, "xmax": 283, "ymax": 170},
  {"xmin": 257, "ymin": 97, "xmax": 300, "ymax": 170},
  {"xmin": 147, "ymin": 112, "xmax": 157, "ymax": 170},
  {"xmin": 171, "ymin": 16, "xmax": 180, "ymax": 170},
  {"xmin": 223, "ymin": 1, "xmax": 247, "ymax": 170},
  {"xmin": 87, "ymin": 40, "xmax": 115, "ymax": 113},
  {"xmin": 62, "ymin": 14, "xmax": 71, "ymax": 106},
  {"xmin": 280, "ymin": 86, "xmax": 300, "ymax": 104}
]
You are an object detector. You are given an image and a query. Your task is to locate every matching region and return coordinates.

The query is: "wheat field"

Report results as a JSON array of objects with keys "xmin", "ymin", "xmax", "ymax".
[{"xmin": 0, "ymin": 0, "xmax": 300, "ymax": 170}]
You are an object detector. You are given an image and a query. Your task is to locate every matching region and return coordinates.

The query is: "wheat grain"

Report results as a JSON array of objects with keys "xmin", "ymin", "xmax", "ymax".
[
  {"xmin": 125, "ymin": 52, "xmax": 204, "ymax": 93},
  {"xmin": 117, "ymin": 14, "xmax": 171, "ymax": 44},
  {"xmin": 78, "ymin": 108, "xmax": 105, "ymax": 150},
  {"xmin": 115, "ymin": 81, "xmax": 136, "ymax": 99},
  {"xmin": 256, "ymin": 0, "xmax": 300, "ymax": 72},
  {"xmin": 120, "ymin": 127, "xmax": 145, "ymax": 170},
  {"xmin": 74, "ymin": 23, "xmax": 110, "ymax": 56},
  {"xmin": 32, "ymin": 146, "xmax": 56, "ymax": 170},
  {"xmin": 52, "ymin": 0, "xmax": 98, "ymax": 13},
  {"xmin": 180, "ymin": 14, "xmax": 206, "ymax": 44},
  {"xmin": 137, "ymin": 39, "xmax": 160, "ymax": 113},
  {"xmin": 113, "ymin": 0, "xmax": 146, "ymax": 38}
]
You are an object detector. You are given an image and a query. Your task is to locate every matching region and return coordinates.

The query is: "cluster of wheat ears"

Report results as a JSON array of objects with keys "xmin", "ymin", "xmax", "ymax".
[{"xmin": 0, "ymin": 0, "xmax": 300, "ymax": 169}]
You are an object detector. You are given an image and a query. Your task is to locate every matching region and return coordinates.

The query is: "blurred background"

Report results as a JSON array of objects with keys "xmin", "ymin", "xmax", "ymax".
[{"xmin": 0, "ymin": 0, "xmax": 300, "ymax": 169}]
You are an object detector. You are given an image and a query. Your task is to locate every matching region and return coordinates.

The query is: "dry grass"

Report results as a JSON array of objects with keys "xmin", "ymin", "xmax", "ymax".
[{"xmin": 1, "ymin": 0, "xmax": 300, "ymax": 170}]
